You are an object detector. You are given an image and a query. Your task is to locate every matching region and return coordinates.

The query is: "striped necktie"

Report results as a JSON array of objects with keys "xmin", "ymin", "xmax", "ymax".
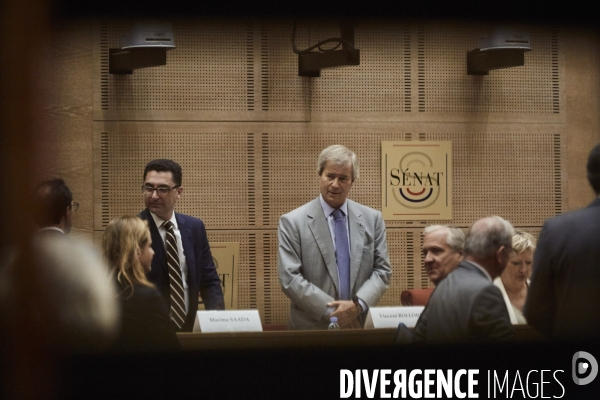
[
  {"xmin": 161, "ymin": 220, "xmax": 186, "ymax": 329},
  {"xmin": 332, "ymin": 209, "xmax": 351, "ymax": 300}
]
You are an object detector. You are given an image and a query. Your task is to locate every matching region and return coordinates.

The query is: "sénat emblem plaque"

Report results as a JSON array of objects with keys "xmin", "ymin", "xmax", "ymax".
[{"xmin": 382, "ymin": 141, "xmax": 452, "ymax": 221}]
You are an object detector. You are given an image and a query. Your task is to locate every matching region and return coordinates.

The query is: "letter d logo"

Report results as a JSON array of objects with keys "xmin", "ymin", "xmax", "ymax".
[{"xmin": 572, "ymin": 351, "xmax": 598, "ymax": 385}]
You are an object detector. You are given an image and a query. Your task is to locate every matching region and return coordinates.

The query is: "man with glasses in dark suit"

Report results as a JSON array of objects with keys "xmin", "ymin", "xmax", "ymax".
[{"xmin": 139, "ymin": 159, "xmax": 224, "ymax": 332}]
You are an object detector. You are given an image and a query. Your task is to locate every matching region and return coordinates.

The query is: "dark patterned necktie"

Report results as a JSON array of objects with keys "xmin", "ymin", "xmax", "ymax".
[
  {"xmin": 332, "ymin": 209, "xmax": 351, "ymax": 300},
  {"xmin": 161, "ymin": 220, "xmax": 186, "ymax": 329}
]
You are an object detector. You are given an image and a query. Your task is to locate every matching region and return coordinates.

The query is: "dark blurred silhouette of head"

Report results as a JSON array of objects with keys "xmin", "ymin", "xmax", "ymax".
[{"xmin": 32, "ymin": 178, "xmax": 74, "ymax": 233}]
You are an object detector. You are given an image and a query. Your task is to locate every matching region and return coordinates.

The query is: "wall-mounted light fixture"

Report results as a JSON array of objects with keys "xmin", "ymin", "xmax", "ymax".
[
  {"xmin": 467, "ymin": 27, "xmax": 531, "ymax": 75},
  {"xmin": 109, "ymin": 21, "xmax": 176, "ymax": 75},
  {"xmin": 293, "ymin": 20, "xmax": 360, "ymax": 77}
]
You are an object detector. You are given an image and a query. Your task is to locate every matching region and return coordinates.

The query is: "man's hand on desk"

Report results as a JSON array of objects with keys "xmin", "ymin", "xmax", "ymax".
[{"xmin": 328, "ymin": 300, "xmax": 362, "ymax": 329}]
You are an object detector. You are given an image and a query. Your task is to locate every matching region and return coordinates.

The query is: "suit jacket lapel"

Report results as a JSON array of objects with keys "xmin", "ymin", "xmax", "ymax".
[
  {"xmin": 306, "ymin": 198, "xmax": 340, "ymax": 295},
  {"xmin": 348, "ymin": 201, "xmax": 365, "ymax": 292},
  {"xmin": 176, "ymin": 213, "xmax": 193, "ymax": 285}
]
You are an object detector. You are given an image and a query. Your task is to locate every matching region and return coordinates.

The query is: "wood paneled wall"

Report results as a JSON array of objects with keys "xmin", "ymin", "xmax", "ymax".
[{"xmin": 37, "ymin": 18, "xmax": 600, "ymax": 324}]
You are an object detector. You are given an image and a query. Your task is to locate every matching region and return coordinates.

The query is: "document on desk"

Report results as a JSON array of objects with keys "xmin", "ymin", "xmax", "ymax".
[
  {"xmin": 193, "ymin": 310, "xmax": 262, "ymax": 333},
  {"xmin": 364, "ymin": 306, "xmax": 424, "ymax": 329}
]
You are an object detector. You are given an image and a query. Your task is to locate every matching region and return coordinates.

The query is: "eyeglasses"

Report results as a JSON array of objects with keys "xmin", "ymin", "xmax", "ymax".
[
  {"xmin": 70, "ymin": 201, "xmax": 79, "ymax": 212},
  {"xmin": 142, "ymin": 185, "xmax": 179, "ymax": 196}
]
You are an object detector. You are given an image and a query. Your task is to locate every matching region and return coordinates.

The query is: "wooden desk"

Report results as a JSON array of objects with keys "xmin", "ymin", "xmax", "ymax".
[
  {"xmin": 177, "ymin": 324, "xmax": 544, "ymax": 350},
  {"xmin": 178, "ymin": 328, "xmax": 398, "ymax": 350}
]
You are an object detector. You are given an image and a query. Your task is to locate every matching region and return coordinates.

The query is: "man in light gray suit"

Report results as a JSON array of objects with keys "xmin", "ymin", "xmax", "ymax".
[
  {"xmin": 412, "ymin": 216, "xmax": 515, "ymax": 343},
  {"xmin": 278, "ymin": 145, "xmax": 392, "ymax": 330}
]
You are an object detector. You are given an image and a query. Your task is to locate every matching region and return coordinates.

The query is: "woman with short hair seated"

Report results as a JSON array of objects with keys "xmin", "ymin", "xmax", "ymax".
[
  {"xmin": 494, "ymin": 230, "xmax": 536, "ymax": 325},
  {"xmin": 103, "ymin": 216, "xmax": 180, "ymax": 351}
]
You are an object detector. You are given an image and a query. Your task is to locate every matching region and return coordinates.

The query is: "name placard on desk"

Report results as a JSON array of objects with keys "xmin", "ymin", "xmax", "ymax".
[
  {"xmin": 364, "ymin": 306, "xmax": 424, "ymax": 329},
  {"xmin": 193, "ymin": 310, "xmax": 262, "ymax": 333}
]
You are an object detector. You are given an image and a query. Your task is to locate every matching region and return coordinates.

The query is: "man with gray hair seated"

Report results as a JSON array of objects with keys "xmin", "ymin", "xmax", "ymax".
[
  {"xmin": 412, "ymin": 216, "xmax": 515, "ymax": 343},
  {"xmin": 421, "ymin": 225, "xmax": 465, "ymax": 286}
]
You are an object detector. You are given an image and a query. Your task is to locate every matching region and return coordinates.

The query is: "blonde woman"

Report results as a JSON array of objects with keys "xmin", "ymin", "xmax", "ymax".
[
  {"xmin": 494, "ymin": 230, "xmax": 536, "ymax": 325},
  {"xmin": 103, "ymin": 216, "xmax": 180, "ymax": 351}
]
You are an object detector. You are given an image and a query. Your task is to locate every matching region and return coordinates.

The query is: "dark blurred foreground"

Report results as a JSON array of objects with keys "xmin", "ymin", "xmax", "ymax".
[{"xmin": 2, "ymin": 339, "xmax": 599, "ymax": 399}]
